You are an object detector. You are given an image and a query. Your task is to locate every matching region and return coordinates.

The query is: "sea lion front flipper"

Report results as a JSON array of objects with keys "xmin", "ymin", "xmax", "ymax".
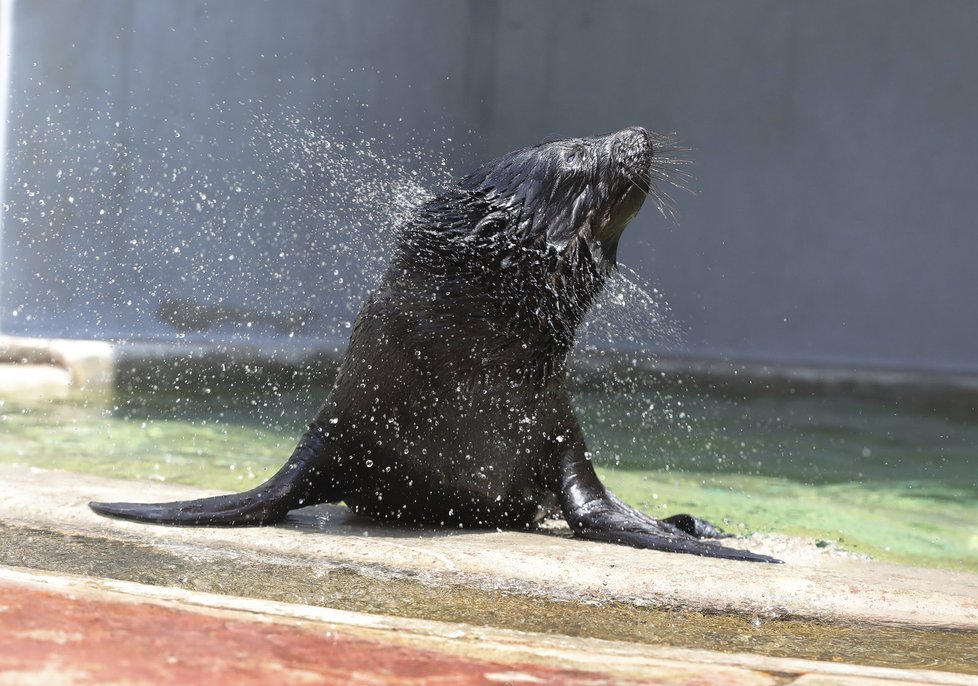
[
  {"xmin": 553, "ymin": 449, "xmax": 782, "ymax": 563},
  {"xmin": 661, "ymin": 513, "xmax": 732, "ymax": 539},
  {"xmin": 89, "ymin": 425, "xmax": 350, "ymax": 526}
]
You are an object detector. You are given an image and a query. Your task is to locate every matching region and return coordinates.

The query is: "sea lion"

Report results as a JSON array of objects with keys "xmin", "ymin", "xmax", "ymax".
[{"xmin": 91, "ymin": 127, "xmax": 779, "ymax": 563}]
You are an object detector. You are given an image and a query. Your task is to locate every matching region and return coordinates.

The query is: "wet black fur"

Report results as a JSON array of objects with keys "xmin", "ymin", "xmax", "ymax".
[{"xmin": 90, "ymin": 128, "xmax": 780, "ymax": 563}]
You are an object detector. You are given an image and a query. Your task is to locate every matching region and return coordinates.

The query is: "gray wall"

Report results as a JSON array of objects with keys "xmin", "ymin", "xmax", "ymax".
[{"xmin": 3, "ymin": 0, "xmax": 977, "ymax": 373}]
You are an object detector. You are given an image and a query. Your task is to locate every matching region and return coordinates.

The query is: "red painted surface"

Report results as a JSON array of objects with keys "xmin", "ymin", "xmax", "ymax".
[{"xmin": 0, "ymin": 580, "xmax": 641, "ymax": 685}]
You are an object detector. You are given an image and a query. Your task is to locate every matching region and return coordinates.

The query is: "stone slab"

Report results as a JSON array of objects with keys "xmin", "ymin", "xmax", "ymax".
[
  {"xmin": 0, "ymin": 463, "xmax": 975, "ymax": 631},
  {"xmin": 2, "ymin": 566, "xmax": 975, "ymax": 686}
]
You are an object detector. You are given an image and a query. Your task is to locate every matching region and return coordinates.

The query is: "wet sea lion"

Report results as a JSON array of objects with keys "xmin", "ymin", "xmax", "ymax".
[{"xmin": 91, "ymin": 127, "xmax": 779, "ymax": 563}]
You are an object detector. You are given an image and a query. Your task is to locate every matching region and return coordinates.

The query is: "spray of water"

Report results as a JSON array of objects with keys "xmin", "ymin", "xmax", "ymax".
[
  {"xmin": 578, "ymin": 264, "xmax": 685, "ymax": 354},
  {"xmin": 4, "ymin": 93, "xmax": 717, "ymax": 474},
  {"xmin": 2, "ymin": 94, "xmax": 458, "ymax": 344}
]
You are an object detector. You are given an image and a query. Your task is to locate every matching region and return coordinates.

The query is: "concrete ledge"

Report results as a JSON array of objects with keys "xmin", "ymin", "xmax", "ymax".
[
  {"xmin": 1, "ymin": 463, "xmax": 975, "ymax": 633},
  {"xmin": 572, "ymin": 351, "xmax": 978, "ymax": 418},
  {"xmin": 3, "ymin": 565, "xmax": 975, "ymax": 686},
  {"xmin": 7, "ymin": 566, "xmax": 978, "ymax": 686},
  {"xmin": 0, "ymin": 363, "xmax": 72, "ymax": 400},
  {"xmin": 4, "ymin": 335, "xmax": 978, "ymax": 417},
  {"xmin": 7, "ymin": 335, "xmax": 978, "ymax": 416},
  {"xmin": 0, "ymin": 335, "xmax": 114, "ymax": 398},
  {"xmin": 112, "ymin": 341, "xmax": 978, "ymax": 412}
]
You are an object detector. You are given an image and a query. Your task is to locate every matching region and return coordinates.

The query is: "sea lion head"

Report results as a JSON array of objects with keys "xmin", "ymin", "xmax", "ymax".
[{"xmin": 458, "ymin": 126, "xmax": 675, "ymax": 265}]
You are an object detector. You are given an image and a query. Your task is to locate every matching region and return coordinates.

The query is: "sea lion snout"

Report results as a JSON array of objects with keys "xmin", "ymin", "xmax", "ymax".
[
  {"xmin": 616, "ymin": 125, "xmax": 652, "ymax": 148},
  {"xmin": 609, "ymin": 126, "xmax": 654, "ymax": 189}
]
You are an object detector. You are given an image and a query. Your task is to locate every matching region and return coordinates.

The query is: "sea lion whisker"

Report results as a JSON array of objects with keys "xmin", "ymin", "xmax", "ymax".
[{"xmin": 624, "ymin": 171, "xmax": 652, "ymax": 196}]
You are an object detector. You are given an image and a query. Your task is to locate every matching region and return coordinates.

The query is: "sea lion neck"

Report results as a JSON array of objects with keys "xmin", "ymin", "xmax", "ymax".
[{"xmin": 385, "ymin": 199, "xmax": 595, "ymax": 385}]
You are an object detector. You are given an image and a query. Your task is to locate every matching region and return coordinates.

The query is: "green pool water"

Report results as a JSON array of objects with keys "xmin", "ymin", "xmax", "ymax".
[{"xmin": 1, "ymin": 380, "xmax": 976, "ymax": 573}]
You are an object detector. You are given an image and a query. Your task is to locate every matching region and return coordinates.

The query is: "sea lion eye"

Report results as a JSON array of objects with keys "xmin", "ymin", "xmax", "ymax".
[
  {"xmin": 473, "ymin": 211, "xmax": 509, "ymax": 237},
  {"xmin": 565, "ymin": 152, "xmax": 577, "ymax": 164}
]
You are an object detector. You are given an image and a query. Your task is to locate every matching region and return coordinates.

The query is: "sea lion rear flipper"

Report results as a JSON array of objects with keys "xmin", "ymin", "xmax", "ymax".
[
  {"xmin": 554, "ymin": 450, "xmax": 782, "ymax": 563},
  {"xmin": 89, "ymin": 425, "xmax": 349, "ymax": 526}
]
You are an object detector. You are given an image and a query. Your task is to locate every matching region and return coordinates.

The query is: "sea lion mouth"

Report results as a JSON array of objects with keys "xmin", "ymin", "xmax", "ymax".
[
  {"xmin": 613, "ymin": 126, "xmax": 655, "ymax": 195},
  {"xmin": 558, "ymin": 127, "xmax": 690, "ymax": 261},
  {"xmin": 594, "ymin": 126, "xmax": 655, "ymax": 246},
  {"xmin": 604, "ymin": 126, "xmax": 690, "ymax": 230}
]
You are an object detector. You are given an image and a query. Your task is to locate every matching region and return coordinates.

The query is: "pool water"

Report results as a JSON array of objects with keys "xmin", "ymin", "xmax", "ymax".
[
  {"xmin": 578, "ymin": 389, "xmax": 978, "ymax": 572},
  {"xmin": 1, "ymin": 380, "xmax": 976, "ymax": 573}
]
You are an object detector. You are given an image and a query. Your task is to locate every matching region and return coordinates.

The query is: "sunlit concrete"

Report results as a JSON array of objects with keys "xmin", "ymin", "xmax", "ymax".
[
  {"xmin": 0, "ymin": 364, "xmax": 71, "ymax": 400},
  {"xmin": 0, "ymin": 335, "xmax": 113, "ymax": 393}
]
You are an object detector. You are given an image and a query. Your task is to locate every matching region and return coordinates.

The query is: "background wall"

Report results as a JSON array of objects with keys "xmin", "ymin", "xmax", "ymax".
[{"xmin": 2, "ymin": 0, "xmax": 977, "ymax": 373}]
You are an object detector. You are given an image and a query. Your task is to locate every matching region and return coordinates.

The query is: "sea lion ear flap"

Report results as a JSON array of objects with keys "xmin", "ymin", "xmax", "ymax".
[{"xmin": 472, "ymin": 211, "xmax": 510, "ymax": 239}]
